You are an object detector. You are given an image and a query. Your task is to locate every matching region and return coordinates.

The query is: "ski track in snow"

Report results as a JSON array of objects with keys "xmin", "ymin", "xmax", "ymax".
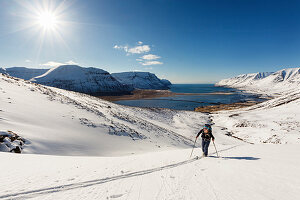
[{"xmin": 0, "ymin": 145, "xmax": 239, "ymax": 200}]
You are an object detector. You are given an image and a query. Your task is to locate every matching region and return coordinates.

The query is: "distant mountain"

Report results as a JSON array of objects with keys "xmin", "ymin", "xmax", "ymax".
[
  {"xmin": 216, "ymin": 72, "xmax": 273, "ymax": 87},
  {"xmin": 5, "ymin": 67, "xmax": 48, "ymax": 80},
  {"xmin": 216, "ymin": 67, "xmax": 300, "ymax": 95},
  {"xmin": 112, "ymin": 72, "xmax": 171, "ymax": 90},
  {"xmin": 31, "ymin": 65, "xmax": 133, "ymax": 95},
  {"xmin": 3, "ymin": 66, "xmax": 172, "ymax": 95}
]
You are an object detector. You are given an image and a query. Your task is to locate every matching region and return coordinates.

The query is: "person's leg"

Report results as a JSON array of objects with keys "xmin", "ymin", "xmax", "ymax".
[
  {"xmin": 204, "ymin": 140, "xmax": 210, "ymax": 156},
  {"xmin": 202, "ymin": 139, "xmax": 205, "ymax": 155}
]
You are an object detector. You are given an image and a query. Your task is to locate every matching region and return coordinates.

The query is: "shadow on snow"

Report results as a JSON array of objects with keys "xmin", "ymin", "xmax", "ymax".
[{"xmin": 210, "ymin": 156, "xmax": 260, "ymax": 160}]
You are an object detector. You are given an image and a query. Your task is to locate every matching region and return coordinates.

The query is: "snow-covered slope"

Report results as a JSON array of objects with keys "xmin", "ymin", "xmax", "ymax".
[
  {"xmin": 112, "ymin": 72, "xmax": 171, "ymax": 90},
  {"xmin": 0, "ymin": 73, "xmax": 209, "ymax": 156},
  {"xmin": 213, "ymin": 89, "xmax": 300, "ymax": 144},
  {"xmin": 216, "ymin": 67, "xmax": 300, "ymax": 95},
  {"xmin": 31, "ymin": 65, "xmax": 134, "ymax": 95},
  {"xmin": 5, "ymin": 67, "xmax": 48, "ymax": 80}
]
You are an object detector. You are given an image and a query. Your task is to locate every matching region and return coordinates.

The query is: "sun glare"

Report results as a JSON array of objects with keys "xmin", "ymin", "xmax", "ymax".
[{"xmin": 37, "ymin": 11, "xmax": 57, "ymax": 29}]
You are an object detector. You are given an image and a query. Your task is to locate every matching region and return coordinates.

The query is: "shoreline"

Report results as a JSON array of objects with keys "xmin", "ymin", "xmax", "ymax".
[
  {"xmin": 194, "ymin": 101, "xmax": 261, "ymax": 113},
  {"xmin": 98, "ymin": 89, "xmax": 234, "ymax": 101},
  {"xmin": 98, "ymin": 89, "xmax": 265, "ymax": 112}
]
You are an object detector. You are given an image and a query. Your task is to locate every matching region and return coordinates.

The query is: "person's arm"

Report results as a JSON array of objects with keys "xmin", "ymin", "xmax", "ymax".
[{"xmin": 196, "ymin": 129, "xmax": 203, "ymax": 138}]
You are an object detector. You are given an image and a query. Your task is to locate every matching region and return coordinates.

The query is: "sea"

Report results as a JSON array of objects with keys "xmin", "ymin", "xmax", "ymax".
[{"xmin": 114, "ymin": 84, "xmax": 265, "ymax": 111}]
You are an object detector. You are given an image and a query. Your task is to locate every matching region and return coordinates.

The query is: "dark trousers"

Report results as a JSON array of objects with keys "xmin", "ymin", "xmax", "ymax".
[{"xmin": 202, "ymin": 139, "xmax": 210, "ymax": 156}]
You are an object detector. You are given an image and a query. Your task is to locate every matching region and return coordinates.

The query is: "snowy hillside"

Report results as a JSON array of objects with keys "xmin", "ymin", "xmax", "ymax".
[
  {"xmin": 213, "ymin": 89, "xmax": 300, "ymax": 144},
  {"xmin": 5, "ymin": 67, "xmax": 48, "ymax": 80},
  {"xmin": 31, "ymin": 65, "xmax": 134, "ymax": 95},
  {"xmin": 112, "ymin": 72, "xmax": 171, "ymax": 90},
  {"xmin": 216, "ymin": 67, "xmax": 300, "ymax": 95},
  {"xmin": 0, "ymin": 73, "xmax": 208, "ymax": 156}
]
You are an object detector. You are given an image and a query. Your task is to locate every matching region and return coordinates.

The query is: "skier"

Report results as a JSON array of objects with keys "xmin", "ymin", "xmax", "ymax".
[{"xmin": 196, "ymin": 124, "xmax": 215, "ymax": 157}]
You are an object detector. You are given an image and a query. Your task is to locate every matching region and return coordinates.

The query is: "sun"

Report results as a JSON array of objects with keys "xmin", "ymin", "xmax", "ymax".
[{"xmin": 37, "ymin": 11, "xmax": 57, "ymax": 30}]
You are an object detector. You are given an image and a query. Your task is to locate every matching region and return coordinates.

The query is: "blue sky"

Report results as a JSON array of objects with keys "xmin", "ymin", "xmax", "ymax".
[{"xmin": 0, "ymin": 0, "xmax": 299, "ymax": 83}]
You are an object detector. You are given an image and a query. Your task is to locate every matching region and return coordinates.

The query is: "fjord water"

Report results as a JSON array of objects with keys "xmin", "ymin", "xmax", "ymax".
[{"xmin": 114, "ymin": 84, "xmax": 263, "ymax": 111}]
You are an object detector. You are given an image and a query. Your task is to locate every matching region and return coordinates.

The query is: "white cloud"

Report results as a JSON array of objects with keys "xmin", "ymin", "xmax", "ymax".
[
  {"xmin": 113, "ymin": 45, "xmax": 128, "ymax": 52},
  {"xmin": 114, "ymin": 43, "xmax": 150, "ymax": 54},
  {"xmin": 41, "ymin": 61, "xmax": 64, "ymax": 67},
  {"xmin": 40, "ymin": 60, "xmax": 79, "ymax": 67},
  {"xmin": 25, "ymin": 59, "xmax": 31, "ymax": 63},
  {"xmin": 141, "ymin": 54, "xmax": 160, "ymax": 60},
  {"xmin": 114, "ymin": 42, "xmax": 163, "ymax": 66},
  {"xmin": 65, "ymin": 60, "xmax": 79, "ymax": 65},
  {"xmin": 140, "ymin": 61, "xmax": 163, "ymax": 66},
  {"xmin": 128, "ymin": 45, "xmax": 150, "ymax": 54}
]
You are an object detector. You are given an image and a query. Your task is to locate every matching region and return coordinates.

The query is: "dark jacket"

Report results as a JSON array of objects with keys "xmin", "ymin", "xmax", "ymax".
[{"xmin": 196, "ymin": 129, "xmax": 215, "ymax": 141}]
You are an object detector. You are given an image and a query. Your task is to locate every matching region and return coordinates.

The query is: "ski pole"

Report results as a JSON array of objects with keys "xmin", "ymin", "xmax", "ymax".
[
  {"xmin": 212, "ymin": 140, "xmax": 219, "ymax": 157},
  {"xmin": 189, "ymin": 137, "xmax": 197, "ymax": 158}
]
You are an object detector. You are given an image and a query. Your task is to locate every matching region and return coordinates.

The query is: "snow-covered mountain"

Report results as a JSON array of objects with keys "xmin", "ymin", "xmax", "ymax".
[
  {"xmin": 3, "ymin": 66, "xmax": 173, "ymax": 95},
  {"xmin": 216, "ymin": 68, "xmax": 300, "ymax": 95},
  {"xmin": 216, "ymin": 72, "xmax": 273, "ymax": 87},
  {"xmin": 5, "ymin": 67, "xmax": 48, "ymax": 80},
  {"xmin": 31, "ymin": 65, "xmax": 134, "ymax": 95},
  {"xmin": 112, "ymin": 72, "xmax": 171, "ymax": 90}
]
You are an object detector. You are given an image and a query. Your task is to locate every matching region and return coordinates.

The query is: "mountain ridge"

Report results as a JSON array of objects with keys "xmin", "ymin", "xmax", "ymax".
[
  {"xmin": 216, "ymin": 67, "xmax": 300, "ymax": 95},
  {"xmin": 112, "ymin": 71, "xmax": 171, "ymax": 90},
  {"xmin": 1, "ymin": 65, "xmax": 172, "ymax": 95}
]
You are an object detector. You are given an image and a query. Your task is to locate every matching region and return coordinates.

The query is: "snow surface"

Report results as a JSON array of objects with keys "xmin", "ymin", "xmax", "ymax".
[
  {"xmin": 1, "ymin": 144, "xmax": 299, "ymax": 200},
  {"xmin": 1, "ymin": 67, "xmax": 300, "ymax": 199},
  {"xmin": 31, "ymin": 65, "xmax": 133, "ymax": 95},
  {"xmin": 112, "ymin": 72, "xmax": 171, "ymax": 90}
]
